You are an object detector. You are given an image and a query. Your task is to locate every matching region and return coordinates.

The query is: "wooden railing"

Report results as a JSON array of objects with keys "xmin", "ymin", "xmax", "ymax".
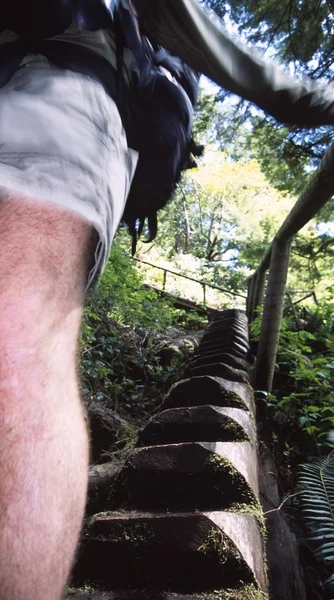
[
  {"xmin": 133, "ymin": 257, "xmax": 247, "ymax": 305},
  {"xmin": 247, "ymin": 141, "xmax": 334, "ymax": 394}
]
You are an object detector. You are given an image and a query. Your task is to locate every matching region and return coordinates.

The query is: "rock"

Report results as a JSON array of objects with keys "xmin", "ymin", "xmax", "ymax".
[
  {"xmin": 159, "ymin": 375, "xmax": 255, "ymax": 413},
  {"xmin": 157, "ymin": 335, "xmax": 202, "ymax": 366},
  {"xmin": 137, "ymin": 405, "xmax": 256, "ymax": 446},
  {"xmin": 86, "ymin": 463, "xmax": 121, "ymax": 516},
  {"xmin": 87, "ymin": 403, "xmax": 130, "ymax": 464},
  {"xmin": 72, "ymin": 511, "xmax": 266, "ymax": 592},
  {"xmin": 110, "ymin": 442, "xmax": 259, "ymax": 510}
]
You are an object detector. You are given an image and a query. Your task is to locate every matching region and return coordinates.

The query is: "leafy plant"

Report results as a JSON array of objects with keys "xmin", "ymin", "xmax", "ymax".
[
  {"xmin": 295, "ymin": 453, "xmax": 334, "ymax": 593},
  {"xmin": 251, "ymin": 303, "xmax": 334, "ymax": 458},
  {"xmin": 80, "ymin": 238, "xmax": 203, "ymax": 416}
]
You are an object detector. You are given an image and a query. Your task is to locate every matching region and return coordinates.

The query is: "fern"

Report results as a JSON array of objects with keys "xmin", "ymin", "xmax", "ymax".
[{"xmin": 297, "ymin": 452, "xmax": 334, "ymax": 587}]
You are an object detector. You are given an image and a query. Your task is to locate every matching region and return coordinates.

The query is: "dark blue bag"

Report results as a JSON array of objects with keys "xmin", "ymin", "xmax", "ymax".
[{"xmin": 0, "ymin": 0, "xmax": 203, "ymax": 252}]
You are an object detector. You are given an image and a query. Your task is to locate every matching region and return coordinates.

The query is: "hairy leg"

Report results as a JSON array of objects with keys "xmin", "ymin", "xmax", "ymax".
[{"xmin": 0, "ymin": 195, "xmax": 94, "ymax": 600}]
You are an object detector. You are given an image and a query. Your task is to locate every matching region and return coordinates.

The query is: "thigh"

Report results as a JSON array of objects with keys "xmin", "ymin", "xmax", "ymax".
[
  {"xmin": 0, "ymin": 63, "xmax": 138, "ymax": 286},
  {"xmin": 0, "ymin": 194, "xmax": 95, "ymax": 306}
]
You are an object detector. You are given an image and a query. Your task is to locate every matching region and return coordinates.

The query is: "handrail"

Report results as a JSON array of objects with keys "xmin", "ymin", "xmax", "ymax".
[
  {"xmin": 133, "ymin": 257, "xmax": 247, "ymax": 302},
  {"xmin": 253, "ymin": 142, "xmax": 334, "ymax": 278},
  {"xmin": 249, "ymin": 140, "xmax": 334, "ymax": 397}
]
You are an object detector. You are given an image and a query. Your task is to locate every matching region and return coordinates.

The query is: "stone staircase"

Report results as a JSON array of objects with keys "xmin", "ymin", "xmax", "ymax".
[{"xmin": 69, "ymin": 309, "xmax": 267, "ymax": 600}]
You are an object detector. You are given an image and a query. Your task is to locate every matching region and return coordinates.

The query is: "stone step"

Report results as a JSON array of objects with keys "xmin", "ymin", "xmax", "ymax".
[
  {"xmin": 202, "ymin": 325, "xmax": 248, "ymax": 343},
  {"xmin": 211, "ymin": 308, "xmax": 246, "ymax": 319},
  {"xmin": 187, "ymin": 352, "xmax": 249, "ymax": 373},
  {"xmin": 65, "ymin": 592, "xmax": 223, "ymax": 600},
  {"xmin": 137, "ymin": 406, "xmax": 256, "ymax": 447},
  {"xmin": 209, "ymin": 315, "xmax": 248, "ymax": 328},
  {"xmin": 66, "ymin": 593, "xmax": 266, "ymax": 600},
  {"xmin": 159, "ymin": 375, "xmax": 255, "ymax": 414},
  {"xmin": 185, "ymin": 362, "xmax": 250, "ymax": 385},
  {"xmin": 87, "ymin": 463, "xmax": 121, "ymax": 517},
  {"xmin": 198, "ymin": 338, "xmax": 250, "ymax": 357},
  {"xmin": 110, "ymin": 442, "xmax": 259, "ymax": 511},
  {"xmin": 72, "ymin": 511, "xmax": 266, "ymax": 593}
]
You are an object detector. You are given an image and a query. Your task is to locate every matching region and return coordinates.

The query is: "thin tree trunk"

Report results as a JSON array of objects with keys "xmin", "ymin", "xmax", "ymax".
[{"xmin": 182, "ymin": 190, "xmax": 191, "ymax": 253}]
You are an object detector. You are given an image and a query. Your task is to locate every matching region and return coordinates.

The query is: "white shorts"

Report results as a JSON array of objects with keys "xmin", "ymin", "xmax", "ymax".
[{"xmin": 0, "ymin": 57, "xmax": 138, "ymax": 286}]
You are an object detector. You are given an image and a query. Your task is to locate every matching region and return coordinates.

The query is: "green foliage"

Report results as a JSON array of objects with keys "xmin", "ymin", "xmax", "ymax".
[
  {"xmin": 296, "ymin": 453, "xmax": 334, "ymax": 591},
  {"xmin": 80, "ymin": 239, "xmax": 202, "ymax": 414},
  {"xmin": 207, "ymin": 0, "xmax": 333, "ymax": 68},
  {"xmin": 203, "ymin": 0, "xmax": 334, "ymax": 194},
  {"xmin": 251, "ymin": 302, "xmax": 334, "ymax": 456},
  {"xmin": 193, "ymin": 88, "xmax": 221, "ymax": 144},
  {"xmin": 149, "ymin": 153, "xmax": 295, "ymax": 300},
  {"xmin": 90, "ymin": 241, "xmax": 175, "ymax": 331},
  {"xmin": 246, "ymin": 118, "xmax": 310, "ymax": 194}
]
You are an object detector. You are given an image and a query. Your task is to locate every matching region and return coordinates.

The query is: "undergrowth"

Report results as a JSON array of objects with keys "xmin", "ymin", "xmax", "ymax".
[{"xmin": 80, "ymin": 241, "xmax": 206, "ymax": 419}]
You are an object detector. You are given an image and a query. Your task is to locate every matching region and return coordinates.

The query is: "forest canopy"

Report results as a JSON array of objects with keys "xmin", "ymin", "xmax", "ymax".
[{"xmin": 124, "ymin": 0, "xmax": 334, "ymax": 304}]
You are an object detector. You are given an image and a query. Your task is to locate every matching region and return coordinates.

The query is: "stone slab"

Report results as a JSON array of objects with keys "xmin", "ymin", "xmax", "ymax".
[
  {"xmin": 87, "ymin": 463, "xmax": 121, "ymax": 517},
  {"xmin": 137, "ymin": 405, "xmax": 256, "ymax": 446},
  {"xmin": 185, "ymin": 362, "xmax": 250, "ymax": 385},
  {"xmin": 72, "ymin": 511, "xmax": 265, "ymax": 592},
  {"xmin": 202, "ymin": 325, "xmax": 248, "ymax": 343},
  {"xmin": 209, "ymin": 317, "xmax": 248, "ymax": 329},
  {"xmin": 111, "ymin": 441, "xmax": 259, "ymax": 511},
  {"xmin": 198, "ymin": 338, "xmax": 250, "ymax": 356},
  {"xmin": 188, "ymin": 352, "xmax": 249, "ymax": 372},
  {"xmin": 159, "ymin": 375, "xmax": 255, "ymax": 413},
  {"xmin": 66, "ymin": 592, "xmax": 215, "ymax": 599}
]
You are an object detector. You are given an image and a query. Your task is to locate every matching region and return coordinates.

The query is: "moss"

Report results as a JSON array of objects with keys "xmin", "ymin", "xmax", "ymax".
[
  {"xmin": 227, "ymin": 503, "xmax": 267, "ymax": 539},
  {"xmin": 219, "ymin": 389, "xmax": 249, "ymax": 410},
  {"xmin": 65, "ymin": 584, "xmax": 96, "ymax": 594},
  {"xmin": 197, "ymin": 528, "xmax": 255, "ymax": 585},
  {"xmin": 188, "ymin": 585, "xmax": 268, "ymax": 599},
  {"xmin": 198, "ymin": 528, "xmax": 239, "ymax": 564},
  {"xmin": 219, "ymin": 419, "xmax": 249, "ymax": 442},
  {"xmin": 89, "ymin": 521, "xmax": 155, "ymax": 546},
  {"xmin": 205, "ymin": 455, "xmax": 257, "ymax": 507}
]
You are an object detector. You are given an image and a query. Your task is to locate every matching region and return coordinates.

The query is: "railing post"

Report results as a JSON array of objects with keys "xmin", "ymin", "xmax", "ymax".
[
  {"xmin": 248, "ymin": 270, "xmax": 266, "ymax": 324},
  {"xmin": 254, "ymin": 239, "xmax": 291, "ymax": 394},
  {"xmin": 247, "ymin": 275, "xmax": 256, "ymax": 321},
  {"xmin": 163, "ymin": 269, "xmax": 167, "ymax": 291},
  {"xmin": 202, "ymin": 283, "xmax": 206, "ymax": 305},
  {"xmin": 252, "ymin": 270, "xmax": 266, "ymax": 321}
]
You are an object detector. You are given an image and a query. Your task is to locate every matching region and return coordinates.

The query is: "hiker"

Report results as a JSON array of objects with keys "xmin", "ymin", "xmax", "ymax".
[{"xmin": 0, "ymin": 1, "xmax": 333, "ymax": 599}]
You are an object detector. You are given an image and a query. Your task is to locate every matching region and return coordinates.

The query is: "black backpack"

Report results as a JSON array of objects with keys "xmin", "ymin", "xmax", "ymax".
[{"xmin": 0, "ymin": 0, "xmax": 204, "ymax": 252}]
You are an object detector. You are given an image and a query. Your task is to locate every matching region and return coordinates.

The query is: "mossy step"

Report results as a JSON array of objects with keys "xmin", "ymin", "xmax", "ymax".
[
  {"xmin": 110, "ymin": 442, "xmax": 259, "ymax": 511},
  {"xmin": 205, "ymin": 315, "xmax": 248, "ymax": 331},
  {"xmin": 198, "ymin": 338, "xmax": 250, "ymax": 357},
  {"xmin": 65, "ymin": 592, "xmax": 211, "ymax": 600},
  {"xmin": 185, "ymin": 362, "xmax": 250, "ymax": 385},
  {"xmin": 202, "ymin": 325, "xmax": 248, "ymax": 343},
  {"xmin": 187, "ymin": 353, "xmax": 249, "ymax": 373},
  {"xmin": 72, "ymin": 511, "xmax": 266, "ymax": 592},
  {"xmin": 209, "ymin": 312, "xmax": 248, "ymax": 327},
  {"xmin": 87, "ymin": 463, "xmax": 121, "ymax": 517},
  {"xmin": 159, "ymin": 376, "xmax": 255, "ymax": 414},
  {"xmin": 137, "ymin": 405, "xmax": 256, "ymax": 447},
  {"xmin": 66, "ymin": 592, "xmax": 268, "ymax": 600},
  {"xmin": 213, "ymin": 308, "xmax": 246, "ymax": 317}
]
